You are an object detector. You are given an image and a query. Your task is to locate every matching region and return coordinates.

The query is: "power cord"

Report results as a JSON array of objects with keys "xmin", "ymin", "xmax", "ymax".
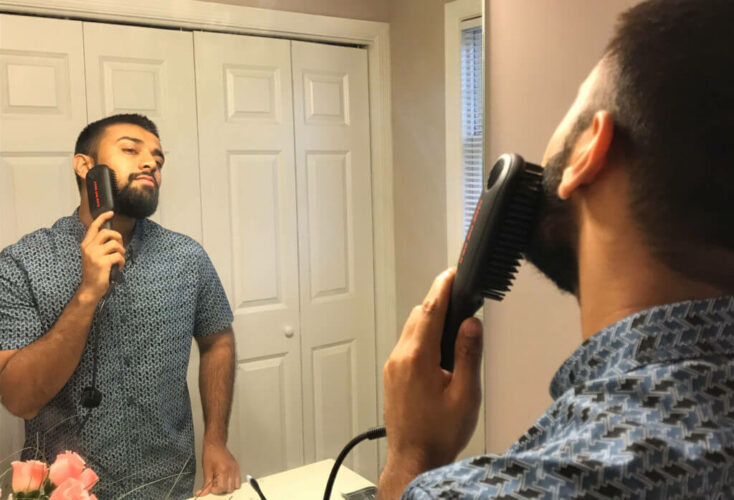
[
  {"xmin": 244, "ymin": 425, "xmax": 386, "ymax": 500},
  {"xmin": 80, "ymin": 285, "xmax": 114, "ymax": 409},
  {"xmin": 323, "ymin": 426, "xmax": 386, "ymax": 500}
]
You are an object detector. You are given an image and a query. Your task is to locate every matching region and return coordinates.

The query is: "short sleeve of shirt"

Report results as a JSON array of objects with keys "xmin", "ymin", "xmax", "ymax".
[
  {"xmin": 194, "ymin": 247, "xmax": 233, "ymax": 337},
  {"xmin": 0, "ymin": 250, "xmax": 43, "ymax": 350}
]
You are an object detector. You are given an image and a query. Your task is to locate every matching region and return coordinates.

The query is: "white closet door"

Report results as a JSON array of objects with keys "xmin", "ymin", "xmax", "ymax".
[
  {"xmin": 194, "ymin": 31, "xmax": 304, "ymax": 479},
  {"xmin": 0, "ymin": 14, "xmax": 87, "ymax": 249},
  {"xmin": 82, "ymin": 22, "xmax": 202, "ymax": 243},
  {"xmin": 0, "ymin": 12, "xmax": 88, "ymax": 462},
  {"xmin": 291, "ymin": 41, "xmax": 378, "ymax": 481}
]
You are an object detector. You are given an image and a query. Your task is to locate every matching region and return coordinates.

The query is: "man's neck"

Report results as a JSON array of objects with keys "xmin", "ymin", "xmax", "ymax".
[{"xmin": 576, "ymin": 225, "xmax": 725, "ymax": 340}]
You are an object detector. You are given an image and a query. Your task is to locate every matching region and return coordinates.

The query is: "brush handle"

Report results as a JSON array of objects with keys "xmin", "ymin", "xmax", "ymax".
[
  {"xmin": 98, "ymin": 218, "xmax": 120, "ymax": 284},
  {"xmin": 86, "ymin": 164, "xmax": 120, "ymax": 286},
  {"xmin": 440, "ymin": 284, "xmax": 483, "ymax": 372}
]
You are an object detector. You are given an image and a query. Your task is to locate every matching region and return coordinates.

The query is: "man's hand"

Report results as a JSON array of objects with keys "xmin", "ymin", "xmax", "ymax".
[
  {"xmin": 379, "ymin": 268, "xmax": 484, "ymax": 500},
  {"xmin": 196, "ymin": 440, "xmax": 241, "ymax": 496},
  {"xmin": 79, "ymin": 211, "xmax": 125, "ymax": 302}
]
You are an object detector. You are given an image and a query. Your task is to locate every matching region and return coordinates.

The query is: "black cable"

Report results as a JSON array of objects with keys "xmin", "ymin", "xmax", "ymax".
[
  {"xmin": 247, "ymin": 474, "xmax": 267, "ymax": 500},
  {"xmin": 323, "ymin": 425, "xmax": 386, "ymax": 500},
  {"xmin": 80, "ymin": 284, "xmax": 114, "ymax": 411}
]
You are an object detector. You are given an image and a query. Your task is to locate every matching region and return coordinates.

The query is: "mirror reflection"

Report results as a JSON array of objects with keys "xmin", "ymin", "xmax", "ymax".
[
  {"xmin": 1, "ymin": 2, "xmax": 399, "ymax": 498},
  {"xmin": 6, "ymin": 1, "xmax": 729, "ymax": 500}
]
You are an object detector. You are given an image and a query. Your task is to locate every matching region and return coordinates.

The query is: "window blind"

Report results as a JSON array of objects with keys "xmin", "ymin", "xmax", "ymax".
[{"xmin": 460, "ymin": 23, "xmax": 483, "ymax": 238}]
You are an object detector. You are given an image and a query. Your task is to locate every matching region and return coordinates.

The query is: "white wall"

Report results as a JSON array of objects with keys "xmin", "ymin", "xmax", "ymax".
[
  {"xmin": 389, "ymin": 0, "xmax": 453, "ymax": 338},
  {"xmin": 482, "ymin": 0, "xmax": 638, "ymax": 453}
]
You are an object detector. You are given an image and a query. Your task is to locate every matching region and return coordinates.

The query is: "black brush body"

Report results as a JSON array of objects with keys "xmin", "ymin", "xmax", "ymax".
[
  {"xmin": 440, "ymin": 154, "xmax": 543, "ymax": 371},
  {"xmin": 85, "ymin": 164, "xmax": 120, "ymax": 284}
]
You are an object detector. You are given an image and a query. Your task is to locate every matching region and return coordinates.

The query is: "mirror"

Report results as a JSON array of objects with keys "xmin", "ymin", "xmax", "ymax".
[{"xmin": 0, "ymin": 1, "xmax": 465, "ymax": 498}]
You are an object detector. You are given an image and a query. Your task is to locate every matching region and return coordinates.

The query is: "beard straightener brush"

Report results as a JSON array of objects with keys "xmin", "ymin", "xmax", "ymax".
[
  {"xmin": 86, "ymin": 164, "xmax": 116, "ymax": 227},
  {"xmin": 440, "ymin": 153, "xmax": 543, "ymax": 371},
  {"xmin": 85, "ymin": 164, "xmax": 120, "ymax": 284}
]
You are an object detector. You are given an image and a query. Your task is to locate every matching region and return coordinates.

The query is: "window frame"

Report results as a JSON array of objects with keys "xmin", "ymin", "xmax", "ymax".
[{"xmin": 445, "ymin": 0, "xmax": 484, "ymax": 266}]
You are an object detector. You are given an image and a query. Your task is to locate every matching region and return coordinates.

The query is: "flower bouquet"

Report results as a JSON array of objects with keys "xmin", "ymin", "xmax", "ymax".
[{"xmin": 3, "ymin": 451, "xmax": 98, "ymax": 500}]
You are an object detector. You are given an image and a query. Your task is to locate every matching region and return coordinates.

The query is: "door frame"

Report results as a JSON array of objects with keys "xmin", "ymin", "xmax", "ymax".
[{"xmin": 0, "ymin": 0, "xmax": 397, "ymax": 468}]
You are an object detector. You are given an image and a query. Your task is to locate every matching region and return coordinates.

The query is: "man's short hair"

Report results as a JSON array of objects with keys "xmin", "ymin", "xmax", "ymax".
[
  {"xmin": 74, "ymin": 113, "xmax": 159, "ymax": 188},
  {"xmin": 578, "ymin": 0, "xmax": 734, "ymax": 280}
]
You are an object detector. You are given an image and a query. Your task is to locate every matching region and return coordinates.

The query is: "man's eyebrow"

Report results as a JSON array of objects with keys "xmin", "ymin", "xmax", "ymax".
[
  {"xmin": 116, "ymin": 136, "xmax": 165, "ymax": 162},
  {"xmin": 116, "ymin": 136, "xmax": 143, "ymax": 144}
]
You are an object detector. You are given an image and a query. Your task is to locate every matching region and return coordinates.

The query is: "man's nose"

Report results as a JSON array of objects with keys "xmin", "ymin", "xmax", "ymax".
[{"xmin": 140, "ymin": 154, "xmax": 158, "ymax": 171}]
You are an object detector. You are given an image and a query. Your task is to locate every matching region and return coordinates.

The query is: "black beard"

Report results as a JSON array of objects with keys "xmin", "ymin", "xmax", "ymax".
[
  {"xmin": 525, "ymin": 146, "xmax": 579, "ymax": 295},
  {"xmin": 115, "ymin": 173, "xmax": 159, "ymax": 219}
]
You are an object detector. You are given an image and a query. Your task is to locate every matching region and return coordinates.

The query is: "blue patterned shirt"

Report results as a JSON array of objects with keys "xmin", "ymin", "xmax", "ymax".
[
  {"xmin": 0, "ymin": 211, "xmax": 233, "ymax": 499},
  {"xmin": 404, "ymin": 296, "xmax": 734, "ymax": 499}
]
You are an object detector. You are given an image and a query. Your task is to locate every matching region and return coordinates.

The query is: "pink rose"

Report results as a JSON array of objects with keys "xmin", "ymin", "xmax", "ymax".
[
  {"xmin": 49, "ymin": 451, "xmax": 86, "ymax": 486},
  {"xmin": 79, "ymin": 467, "xmax": 99, "ymax": 490},
  {"xmin": 49, "ymin": 478, "xmax": 91, "ymax": 500},
  {"xmin": 11, "ymin": 459, "xmax": 48, "ymax": 493}
]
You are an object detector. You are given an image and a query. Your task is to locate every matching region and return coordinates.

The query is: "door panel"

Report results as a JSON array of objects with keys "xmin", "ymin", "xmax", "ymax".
[
  {"xmin": 82, "ymin": 22, "xmax": 201, "ymax": 242},
  {"xmin": 291, "ymin": 41, "xmax": 378, "ymax": 481},
  {"xmin": 194, "ymin": 31, "xmax": 304, "ymax": 479},
  {"xmin": 0, "ymin": 12, "xmax": 88, "ymax": 464}
]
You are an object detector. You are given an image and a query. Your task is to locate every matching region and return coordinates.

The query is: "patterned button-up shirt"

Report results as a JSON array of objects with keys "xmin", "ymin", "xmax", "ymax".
[
  {"xmin": 0, "ymin": 211, "xmax": 233, "ymax": 499},
  {"xmin": 404, "ymin": 296, "xmax": 734, "ymax": 499}
]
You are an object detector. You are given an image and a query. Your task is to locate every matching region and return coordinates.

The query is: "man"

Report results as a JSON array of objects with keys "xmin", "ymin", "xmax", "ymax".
[
  {"xmin": 0, "ymin": 114, "xmax": 240, "ymax": 498},
  {"xmin": 380, "ymin": 0, "xmax": 734, "ymax": 498}
]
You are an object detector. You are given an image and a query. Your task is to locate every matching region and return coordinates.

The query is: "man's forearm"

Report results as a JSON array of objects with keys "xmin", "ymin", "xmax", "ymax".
[
  {"xmin": 198, "ymin": 330, "xmax": 235, "ymax": 445},
  {"xmin": 0, "ymin": 288, "xmax": 98, "ymax": 419}
]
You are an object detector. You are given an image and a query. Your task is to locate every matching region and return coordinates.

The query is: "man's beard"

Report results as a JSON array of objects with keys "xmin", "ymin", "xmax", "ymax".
[
  {"xmin": 115, "ymin": 173, "xmax": 159, "ymax": 219},
  {"xmin": 524, "ymin": 145, "xmax": 579, "ymax": 295}
]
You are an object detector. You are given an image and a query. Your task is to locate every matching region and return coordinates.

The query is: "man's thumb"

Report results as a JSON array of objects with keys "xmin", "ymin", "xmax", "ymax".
[{"xmin": 452, "ymin": 317, "xmax": 483, "ymax": 390}]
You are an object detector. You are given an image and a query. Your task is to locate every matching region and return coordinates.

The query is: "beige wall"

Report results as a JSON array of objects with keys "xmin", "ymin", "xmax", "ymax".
[
  {"xmin": 389, "ymin": 0, "xmax": 452, "ymax": 331},
  {"xmin": 483, "ymin": 0, "xmax": 637, "ymax": 453},
  {"xmin": 199, "ymin": 0, "xmax": 389, "ymax": 22}
]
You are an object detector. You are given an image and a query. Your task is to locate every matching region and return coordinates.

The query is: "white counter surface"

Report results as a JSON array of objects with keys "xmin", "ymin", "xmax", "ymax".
[{"xmin": 192, "ymin": 459, "xmax": 375, "ymax": 500}]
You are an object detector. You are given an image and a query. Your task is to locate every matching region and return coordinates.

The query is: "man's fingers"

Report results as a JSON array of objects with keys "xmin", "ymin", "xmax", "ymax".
[
  {"xmin": 451, "ymin": 317, "xmax": 484, "ymax": 401},
  {"xmin": 423, "ymin": 268, "xmax": 456, "ymax": 307},
  {"xmin": 210, "ymin": 473, "xmax": 227, "ymax": 494},
  {"xmin": 109, "ymin": 253, "xmax": 126, "ymax": 270},
  {"xmin": 413, "ymin": 268, "xmax": 456, "ymax": 345},
  {"xmin": 196, "ymin": 474, "xmax": 213, "ymax": 497},
  {"xmin": 83, "ymin": 211, "xmax": 115, "ymax": 242},
  {"xmin": 93, "ymin": 228, "xmax": 123, "ymax": 247},
  {"xmin": 100, "ymin": 239, "xmax": 125, "ymax": 257}
]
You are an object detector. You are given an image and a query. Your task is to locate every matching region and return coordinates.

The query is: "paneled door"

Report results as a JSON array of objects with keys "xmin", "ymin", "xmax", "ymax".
[
  {"xmin": 194, "ymin": 31, "xmax": 305, "ymax": 479},
  {"xmin": 291, "ymin": 41, "xmax": 378, "ymax": 480},
  {"xmin": 0, "ymin": 12, "xmax": 88, "ymax": 465}
]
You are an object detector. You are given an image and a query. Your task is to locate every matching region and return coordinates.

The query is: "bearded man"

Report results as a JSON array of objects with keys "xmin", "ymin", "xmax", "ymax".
[
  {"xmin": 0, "ymin": 114, "xmax": 240, "ymax": 499},
  {"xmin": 379, "ymin": 0, "xmax": 734, "ymax": 498}
]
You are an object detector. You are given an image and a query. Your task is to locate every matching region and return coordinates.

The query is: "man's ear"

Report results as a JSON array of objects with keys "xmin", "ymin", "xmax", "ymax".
[
  {"xmin": 73, "ymin": 154, "xmax": 94, "ymax": 181},
  {"xmin": 558, "ymin": 110, "xmax": 614, "ymax": 200}
]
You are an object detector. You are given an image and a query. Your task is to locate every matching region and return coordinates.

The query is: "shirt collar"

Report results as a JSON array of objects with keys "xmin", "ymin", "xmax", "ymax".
[{"xmin": 549, "ymin": 295, "xmax": 734, "ymax": 399}]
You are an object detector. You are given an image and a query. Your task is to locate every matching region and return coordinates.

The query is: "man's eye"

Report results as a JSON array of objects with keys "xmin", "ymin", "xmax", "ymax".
[
  {"xmin": 123, "ymin": 148, "xmax": 137, "ymax": 154},
  {"xmin": 156, "ymin": 162, "xmax": 164, "ymax": 170}
]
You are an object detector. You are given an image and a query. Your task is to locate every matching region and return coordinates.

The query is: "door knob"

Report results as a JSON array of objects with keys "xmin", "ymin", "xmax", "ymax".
[{"xmin": 284, "ymin": 326, "xmax": 295, "ymax": 338}]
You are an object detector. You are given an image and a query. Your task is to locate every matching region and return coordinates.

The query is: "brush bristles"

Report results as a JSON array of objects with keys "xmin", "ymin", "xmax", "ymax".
[{"xmin": 480, "ymin": 165, "xmax": 543, "ymax": 300}]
